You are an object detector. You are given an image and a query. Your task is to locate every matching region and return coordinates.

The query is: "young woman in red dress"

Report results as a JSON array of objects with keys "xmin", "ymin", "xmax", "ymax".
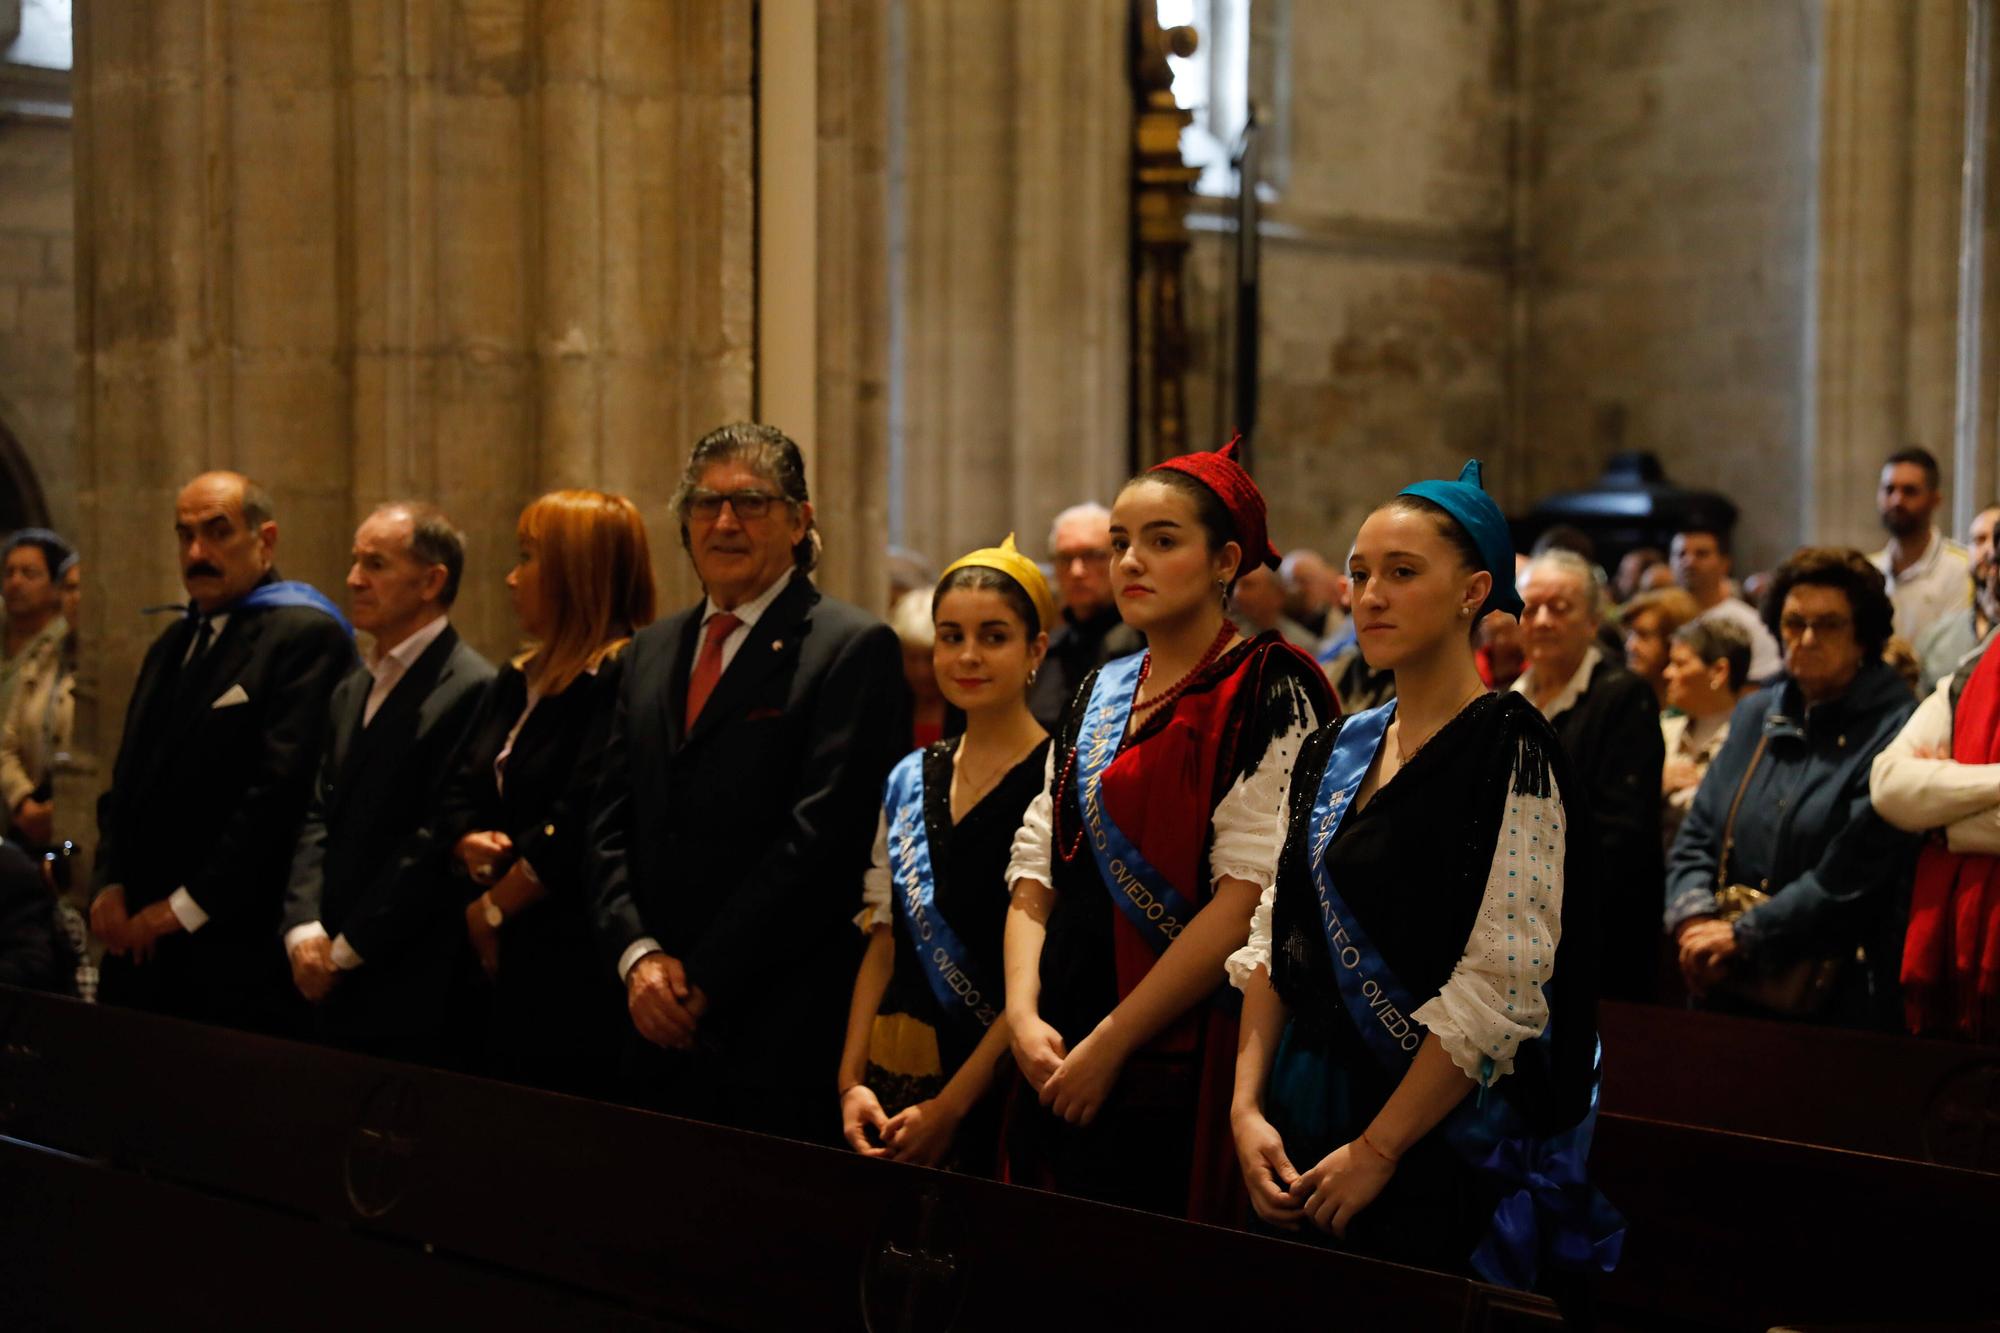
[{"xmin": 1002, "ymin": 443, "xmax": 1333, "ymax": 1222}]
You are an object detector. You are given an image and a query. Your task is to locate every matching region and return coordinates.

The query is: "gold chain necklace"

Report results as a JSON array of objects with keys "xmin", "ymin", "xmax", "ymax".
[{"xmin": 953, "ymin": 734, "xmax": 1042, "ymax": 812}]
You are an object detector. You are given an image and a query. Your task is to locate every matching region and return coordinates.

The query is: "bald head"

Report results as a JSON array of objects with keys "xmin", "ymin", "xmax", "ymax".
[{"xmin": 176, "ymin": 471, "xmax": 278, "ymax": 612}]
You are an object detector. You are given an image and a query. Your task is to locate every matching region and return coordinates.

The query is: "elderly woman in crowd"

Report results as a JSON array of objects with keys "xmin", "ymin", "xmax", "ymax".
[
  {"xmin": 1666, "ymin": 548, "xmax": 1918, "ymax": 1026},
  {"xmin": 1620, "ymin": 587, "xmax": 1700, "ymax": 708},
  {"xmin": 1513, "ymin": 550, "xmax": 1665, "ymax": 1001},
  {"xmin": 1659, "ymin": 618, "xmax": 1754, "ymax": 848}
]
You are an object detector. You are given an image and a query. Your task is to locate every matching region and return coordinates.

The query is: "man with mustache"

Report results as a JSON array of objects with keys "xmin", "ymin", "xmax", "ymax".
[
  {"xmin": 89, "ymin": 471, "xmax": 354, "ymax": 1034},
  {"xmin": 1873, "ymin": 446, "xmax": 1971, "ymax": 646},
  {"xmin": 588, "ymin": 423, "xmax": 908, "ymax": 1143}
]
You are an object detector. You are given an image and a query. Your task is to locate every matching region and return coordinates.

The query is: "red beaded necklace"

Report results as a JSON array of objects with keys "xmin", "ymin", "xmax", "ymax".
[
  {"xmin": 1054, "ymin": 618, "xmax": 1241, "ymax": 862},
  {"xmin": 1132, "ymin": 618, "xmax": 1240, "ymax": 719}
]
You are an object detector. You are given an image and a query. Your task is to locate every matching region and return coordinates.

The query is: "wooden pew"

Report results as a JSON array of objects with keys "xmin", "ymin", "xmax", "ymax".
[
  {"xmin": 1590, "ymin": 1114, "xmax": 2000, "ymax": 1331},
  {"xmin": 1597, "ymin": 1000, "xmax": 2000, "ymax": 1171},
  {"xmin": 0, "ymin": 987, "xmax": 1559, "ymax": 1332},
  {"xmin": 0, "ymin": 1137, "xmax": 668, "ymax": 1331}
]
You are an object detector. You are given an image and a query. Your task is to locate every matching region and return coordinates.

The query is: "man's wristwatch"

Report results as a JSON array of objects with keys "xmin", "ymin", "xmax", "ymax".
[{"xmin": 480, "ymin": 894, "xmax": 504, "ymax": 929}]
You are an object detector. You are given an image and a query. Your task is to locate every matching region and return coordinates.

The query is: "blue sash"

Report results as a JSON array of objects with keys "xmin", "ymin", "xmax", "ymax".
[
  {"xmin": 1073, "ymin": 652, "xmax": 1200, "ymax": 955},
  {"xmin": 1305, "ymin": 701, "xmax": 1624, "ymax": 1289},
  {"xmin": 883, "ymin": 751, "xmax": 999, "ymax": 1029},
  {"xmin": 148, "ymin": 579, "xmax": 354, "ymax": 638},
  {"xmin": 233, "ymin": 579, "xmax": 353, "ymax": 636}
]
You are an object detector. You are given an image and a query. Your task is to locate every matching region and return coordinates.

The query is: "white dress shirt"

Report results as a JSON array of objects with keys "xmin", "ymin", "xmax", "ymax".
[
  {"xmin": 1873, "ymin": 527, "xmax": 1972, "ymax": 646},
  {"xmin": 362, "ymin": 614, "xmax": 450, "ymax": 726},
  {"xmin": 616, "ymin": 570, "xmax": 798, "ymax": 983},
  {"xmin": 1511, "ymin": 644, "xmax": 1604, "ymax": 723}
]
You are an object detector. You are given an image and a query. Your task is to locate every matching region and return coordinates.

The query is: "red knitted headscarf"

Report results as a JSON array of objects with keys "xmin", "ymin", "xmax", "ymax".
[{"xmin": 1147, "ymin": 437, "xmax": 1282, "ymax": 572}]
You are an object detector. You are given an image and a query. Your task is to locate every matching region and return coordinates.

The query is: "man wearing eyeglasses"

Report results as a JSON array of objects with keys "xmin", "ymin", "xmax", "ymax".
[
  {"xmin": 1026, "ymin": 502, "xmax": 1142, "ymax": 731},
  {"xmin": 588, "ymin": 422, "xmax": 909, "ymax": 1144}
]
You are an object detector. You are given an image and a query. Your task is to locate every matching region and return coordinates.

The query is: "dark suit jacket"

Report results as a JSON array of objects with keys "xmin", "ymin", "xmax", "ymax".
[
  {"xmin": 95, "ymin": 582, "xmax": 355, "ymax": 1031},
  {"xmin": 281, "ymin": 623, "xmax": 494, "ymax": 1058},
  {"xmin": 1547, "ymin": 653, "xmax": 1667, "ymax": 1001},
  {"xmin": 588, "ymin": 572, "xmax": 909, "ymax": 1134},
  {"xmin": 431, "ymin": 655, "xmax": 627, "ymax": 1094}
]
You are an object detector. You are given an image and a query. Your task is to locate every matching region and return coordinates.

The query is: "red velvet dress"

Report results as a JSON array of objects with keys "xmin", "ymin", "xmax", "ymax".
[{"xmin": 1010, "ymin": 633, "xmax": 1332, "ymax": 1223}]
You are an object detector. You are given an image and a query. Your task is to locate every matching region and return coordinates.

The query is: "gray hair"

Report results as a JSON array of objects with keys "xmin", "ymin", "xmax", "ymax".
[
  {"xmin": 1046, "ymin": 502, "xmax": 1111, "ymax": 554},
  {"xmin": 240, "ymin": 480, "xmax": 277, "ymax": 528},
  {"xmin": 1673, "ymin": 616, "xmax": 1753, "ymax": 693},
  {"xmin": 671, "ymin": 422, "xmax": 820, "ymax": 573},
  {"xmin": 371, "ymin": 501, "xmax": 467, "ymax": 607},
  {"xmin": 1522, "ymin": 550, "xmax": 1608, "ymax": 622}
]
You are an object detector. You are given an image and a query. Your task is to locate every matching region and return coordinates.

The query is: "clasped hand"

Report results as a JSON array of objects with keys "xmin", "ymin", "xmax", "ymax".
[
  {"xmin": 1036, "ymin": 1021, "xmax": 1128, "ymax": 1127},
  {"xmin": 454, "ymin": 830, "xmax": 514, "ymax": 885},
  {"xmin": 289, "ymin": 934, "xmax": 340, "ymax": 1003},
  {"xmin": 88, "ymin": 885, "xmax": 181, "ymax": 963},
  {"xmin": 1290, "ymin": 1140, "xmax": 1396, "ymax": 1237},
  {"xmin": 841, "ymin": 1085, "xmax": 962, "ymax": 1167},
  {"xmin": 1676, "ymin": 916, "xmax": 1739, "ymax": 994},
  {"xmin": 627, "ymin": 952, "xmax": 708, "ymax": 1051}
]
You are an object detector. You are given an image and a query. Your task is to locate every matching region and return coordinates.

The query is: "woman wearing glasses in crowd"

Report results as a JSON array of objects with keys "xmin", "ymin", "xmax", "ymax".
[
  {"xmin": 1666, "ymin": 547, "xmax": 1917, "ymax": 1027},
  {"xmin": 1003, "ymin": 442, "xmax": 1333, "ymax": 1223},
  {"xmin": 838, "ymin": 537, "xmax": 1054, "ymax": 1173},
  {"xmin": 1228, "ymin": 463, "xmax": 1621, "ymax": 1295},
  {"xmin": 429, "ymin": 489, "xmax": 657, "ymax": 1095}
]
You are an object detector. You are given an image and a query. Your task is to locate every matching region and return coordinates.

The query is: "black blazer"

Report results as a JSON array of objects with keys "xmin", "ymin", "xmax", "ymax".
[
  {"xmin": 588, "ymin": 573, "xmax": 910, "ymax": 1098},
  {"xmin": 94, "ymin": 583, "xmax": 356, "ymax": 1029},
  {"xmin": 281, "ymin": 624, "xmax": 494, "ymax": 1054},
  {"xmin": 431, "ymin": 654, "xmax": 627, "ymax": 1092},
  {"xmin": 1548, "ymin": 654, "xmax": 1667, "ymax": 1001}
]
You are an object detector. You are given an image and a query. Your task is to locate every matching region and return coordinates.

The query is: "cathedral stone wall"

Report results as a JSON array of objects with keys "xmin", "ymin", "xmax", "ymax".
[
  {"xmin": 1185, "ymin": 0, "xmax": 1515, "ymax": 563},
  {"xmin": 0, "ymin": 110, "xmax": 74, "ymax": 537},
  {"xmin": 1519, "ymin": 0, "xmax": 1822, "ymax": 575}
]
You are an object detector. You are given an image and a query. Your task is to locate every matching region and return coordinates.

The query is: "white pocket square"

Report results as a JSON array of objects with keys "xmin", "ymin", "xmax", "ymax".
[{"xmin": 210, "ymin": 683, "xmax": 251, "ymax": 709}]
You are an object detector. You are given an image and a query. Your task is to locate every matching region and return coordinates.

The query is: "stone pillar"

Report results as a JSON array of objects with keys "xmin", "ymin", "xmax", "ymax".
[
  {"xmin": 813, "ymin": 0, "xmax": 893, "ymax": 609},
  {"xmin": 897, "ymin": 0, "xmax": 1130, "ymax": 571},
  {"xmin": 73, "ymin": 0, "xmax": 755, "ymax": 768},
  {"xmin": 1812, "ymin": 0, "xmax": 1971, "ymax": 551}
]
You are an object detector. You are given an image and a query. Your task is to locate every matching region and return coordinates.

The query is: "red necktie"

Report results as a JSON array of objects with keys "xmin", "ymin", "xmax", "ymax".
[{"xmin": 685, "ymin": 612, "xmax": 742, "ymax": 728}]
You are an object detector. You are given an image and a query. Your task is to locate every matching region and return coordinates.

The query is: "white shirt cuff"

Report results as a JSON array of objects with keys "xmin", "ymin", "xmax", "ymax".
[
  {"xmin": 618, "ymin": 937, "xmax": 664, "ymax": 983},
  {"xmin": 284, "ymin": 921, "xmax": 328, "ymax": 954},
  {"xmin": 168, "ymin": 887, "xmax": 209, "ymax": 933},
  {"xmin": 330, "ymin": 934, "xmax": 363, "ymax": 970}
]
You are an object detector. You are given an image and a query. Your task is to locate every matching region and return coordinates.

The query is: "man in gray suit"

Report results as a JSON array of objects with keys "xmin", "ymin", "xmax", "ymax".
[{"xmin": 283, "ymin": 502, "xmax": 494, "ymax": 1061}]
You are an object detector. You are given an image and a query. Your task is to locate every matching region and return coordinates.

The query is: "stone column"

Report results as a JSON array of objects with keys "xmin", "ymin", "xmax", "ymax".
[
  {"xmin": 813, "ymin": 0, "xmax": 893, "ymax": 609},
  {"xmin": 897, "ymin": 0, "xmax": 1130, "ymax": 571},
  {"xmin": 1812, "ymin": 0, "xmax": 1971, "ymax": 551},
  {"xmin": 73, "ymin": 0, "xmax": 756, "ymax": 769}
]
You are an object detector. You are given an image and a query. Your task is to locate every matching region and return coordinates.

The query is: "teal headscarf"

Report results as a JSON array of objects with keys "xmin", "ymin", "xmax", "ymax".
[{"xmin": 1397, "ymin": 460, "xmax": 1522, "ymax": 618}]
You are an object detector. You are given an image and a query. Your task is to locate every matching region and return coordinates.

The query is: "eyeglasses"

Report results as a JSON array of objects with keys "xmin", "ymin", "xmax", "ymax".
[
  {"xmin": 687, "ymin": 489, "xmax": 784, "ymax": 521},
  {"xmin": 1778, "ymin": 614, "xmax": 1852, "ymax": 640},
  {"xmin": 1053, "ymin": 548, "xmax": 1111, "ymax": 568}
]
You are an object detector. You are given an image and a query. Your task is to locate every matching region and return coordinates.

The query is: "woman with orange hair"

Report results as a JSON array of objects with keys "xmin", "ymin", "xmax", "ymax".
[{"xmin": 430, "ymin": 489, "xmax": 657, "ymax": 1095}]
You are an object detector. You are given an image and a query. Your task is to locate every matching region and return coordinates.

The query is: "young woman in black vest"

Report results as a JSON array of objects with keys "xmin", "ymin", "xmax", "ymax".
[
  {"xmin": 1228, "ymin": 463, "xmax": 1621, "ymax": 1294},
  {"xmin": 837, "ymin": 537, "xmax": 1053, "ymax": 1173}
]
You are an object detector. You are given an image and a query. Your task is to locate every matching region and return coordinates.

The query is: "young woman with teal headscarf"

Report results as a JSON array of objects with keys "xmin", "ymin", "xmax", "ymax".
[{"xmin": 1227, "ymin": 463, "xmax": 1622, "ymax": 1294}]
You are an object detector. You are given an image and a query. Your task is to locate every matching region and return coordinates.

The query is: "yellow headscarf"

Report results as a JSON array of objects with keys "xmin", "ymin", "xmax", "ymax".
[{"xmin": 937, "ymin": 533, "xmax": 1060, "ymax": 637}]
